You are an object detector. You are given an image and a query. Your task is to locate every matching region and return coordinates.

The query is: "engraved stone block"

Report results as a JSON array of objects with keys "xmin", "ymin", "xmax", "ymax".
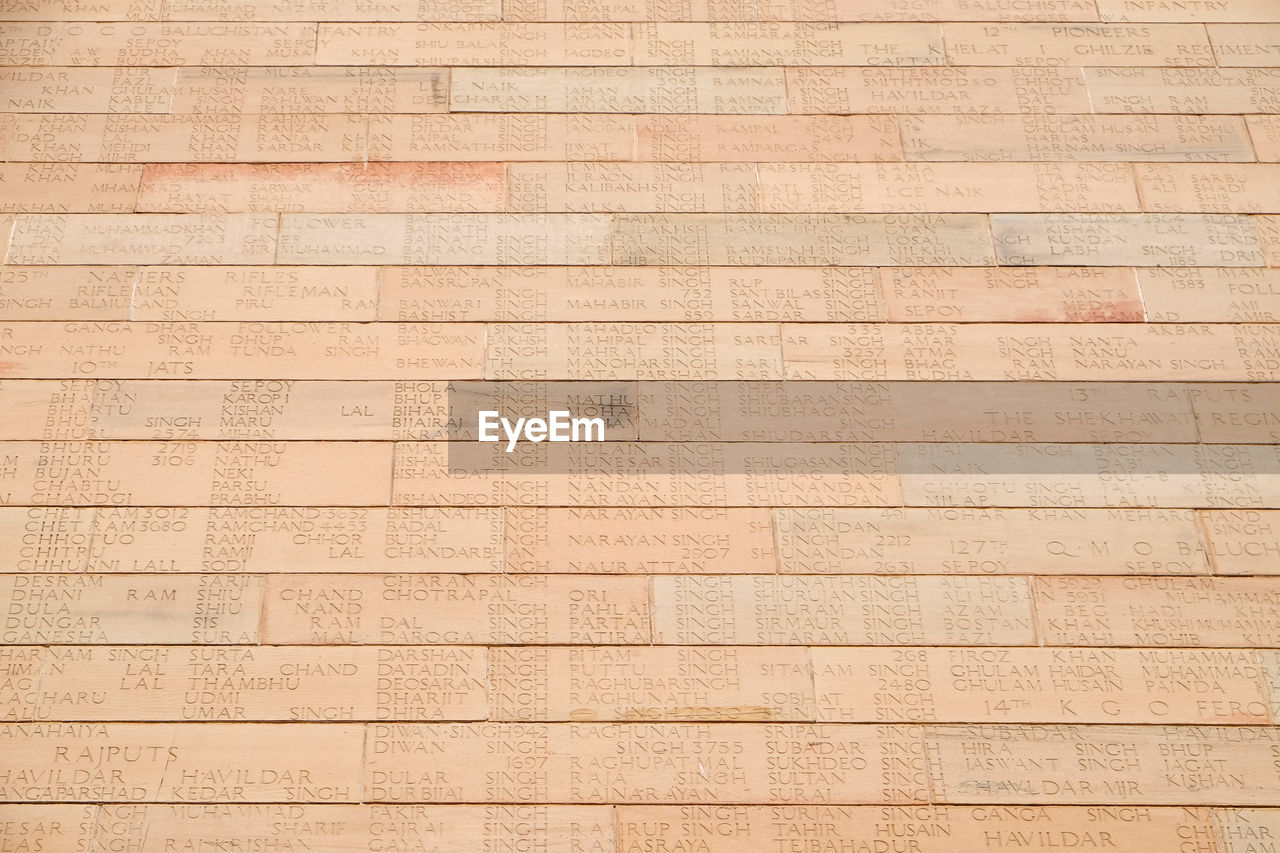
[
  {"xmin": 992, "ymin": 214, "xmax": 1264, "ymax": 266},
  {"xmin": 451, "ymin": 68, "xmax": 788, "ymax": 114},
  {"xmin": 814, "ymin": 648, "xmax": 1270, "ymax": 723},
  {"xmin": 900, "ymin": 114, "xmax": 1256, "ymax": 162},
  {"xmin": 171, "ymin": 67, "xmax": 449, "ymax": 114},
  {"xmin": 504, "ymin": 507, "xmax": 774, "ymax": 573},
  {"xmin": 1202, "ymin": 510, "xmax": 1280, "ymax": 575},
  {"xmin": 0, "ymin": 575, "xmax": 261, "ymax": 644},
  {"xmin": 7, "ymin": 214, "xmax": 279, "ymax": 265},
  {"xmin": 652, "ymin": 575, "xmax": 1034, "ymax": 645},
  {"xmin": 929, "ymin": 725, "xmax": 1280, "ymax": 804},
  {"xmin": 8, "ymin": 646, "xmax": 487, "ymax": 722},
  {"xmin": 945, "ymin": 22, "xmax": 1215, "ymax": 66},
  {"xmin": 775, "ymin": 507, "xmax": 1208, "ymax": 575},
  {"xmin": 0, "ymin": 68, "xmax": 174, "ymax": 114},
  {"xmin": 1034, "ymin": 576, "xmax": 1280, "ymax": 646},
  {"xmin": 788, "ymin": 67, "xmax": 1091, "ymax": 114},
  {"xmin": 263, "ymin": 574, "xmax": 650, "ymax": 644},
  {"xmin": 365, "ymin": 722, "xmax": 925, "ymax": 803},
  {"xmin": 488, "ymin": 647, "xmax": 815, "ymax": 721},
  {"xmin": 0, "ymin": 723, "xmax": 362, "ymax": 802}
]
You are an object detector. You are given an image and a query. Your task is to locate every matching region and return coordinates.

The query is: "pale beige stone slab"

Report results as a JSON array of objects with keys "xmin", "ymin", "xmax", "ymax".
[
  {"xmin": 883, "ymin": 266, "xmax": 1143, "ymax": 321},
  {"xmin": 899, "ymin": 443, "xmax": 1280, "ymax": 509},
  {"xmin": 0, "ymin": 267, "xmax": 130, "ymax": 321},
  {"xmin": 0, "ymin": 22, "xmax": 317, "ymax": 66},
  {"xmin": 67, "ymin": 377, "xmax": 622, "ymax": 442},
  {"xmin": 1216, "ymin": 809, "xmax": 1280, "ymax": 853},
  {"xmin": 635, "ymin": 115, "xmax": 902, "ymax": 162},
  {"xmin": 721, "ymin": 444, "xmax": 902, "ymax": 507},
  {"xmin": 1190, "ymin": 385, "xmax": 1280, "ymax": 443},
  {"xmin": 617, "ymin": 805, "xmax": 1213, "ymax": 853},
  {"xmin": 0, "ymin": 805, "xmax": 94, "ymax": 852},
  {"xmin": 0, "ymin": 114, "xmax": 373, "ymax": 164},
  {"xmin": 1202, "ymin": 510, "xmax": 1280, "ymax": 575},
  {"xmin": 373, "ymin": 114, "xmax": 635, "ymax": 162},
  {"xmin": 0, "ymin": 68, "xmax": 174, "ymax": 114},
  {"xmin": 0, "ymin": 441, "xmax": 392, "ymax": 506},
  {"xmin": 276, "ymin": 214, "xmax": 403, "ymax": 264},
  {"xmin": 755, "ymin": 162, "xmax": 1140, "ymax": 213},
  {"xmin": 0, "ymin": 165, "xmax": 141, "ymax": 214},
  {"xmin": 992, "ymin": 213, "xmax": 1264, "ymax": 266},
  {"xmin": 11, "ymin": 646, "xmax": 486, "ymax": 722},
  {"xmin": 393, "ymin": 441, "xmax": 679, "ymax": 508},
  {"xmin": 263, "ymin": 574, "xmax": 649, "ymax": 644},
  {"xmin": 1261, "ymin": 653, "xmax": 1280, "ymax": 721},
  {"xmin": 818, "ymin": 648, "xmax": 1269, "ymax": 724},
  {"xmin": 929, "ymin": 725, "xmax": 1280, "ymax": 804},
  {"xmin": 0, "ymin": 322, "xmax": 484, "ymax": 379},
  {"xmin": 1137, "ymin": 164, "xmax": 1280, "ymax": 213},
  {"xmin": 787, "ymin": 67, "xmax": 1091, "ymax": 114},
  {"xmin": 1086, "ymin": 67, "xmax": 1280, "ymax": 113},
  {"xmin": 782, "ymin": 323, "xmax": 1269, "ymax": 381},
  {"xmin": 484, "ymin": 323, "xmax": 783, "ymax": 380},
  {"xmin": 94, "ymin": 507, "xmax": 501, "ymax": 573},
  {"xmin": 382, "ymin": 266, "xmax": 865, "ymax": 321},
  {"xmin": 1035, "ymin": 576, "xmax": 1280, "ymax": 646},
  {"xmin": 504, "ymin": 0, "xmax": 1101, "ymax": 20},
  {"xmin": 652, "ymin": 575, "xmax": 1034, "ymax": 645},
  {"xmin": 450, "ymin": 68, "xmax": 789, "ymax": 114},
  {"xmin": 0, "ymin": 723, "xmax": 361, "ymax": 802},
  {"xmin": 632, "ymin": 22, "xmax": 945, "ymax": 65},
  {"xmin": 7, "ymin": 214, "xmax": 278, "ymax": 265},
  {"xmin": 776, "ymin": 507, "xmax": 1208, "ymax": 575},
  {"xmin": 279, "ymin": 213, "xmax": 612, "ymax": 264},
  {"xmin": 772, "ymin": 0, "xmax": 1102, "ymax": 20},
  {"xmin": 612, "ymin": 214, "xmax": 995, "ymax": 265},
  {"xmin": 505, "ymin": 507, "xmax": 774, "ymax": 573},
  {"xmin": 90, "ymin": 804, "xmax": 612, "ymax": 853},
  {"xmin": 0, "ymin": 113, "xmax": 14, "ymax": 152},
  {"xmin": 1098, "ymin": 0, "xmax": 1280, "ymax": 21},
  {"xmin": 391, "ymin": 441, "xmax": 899, "ymax": 508},
  {"xmin": 1248, "ymin": 117, "xmax": 1280, "ymax": 161},
  {"xmin": 504, "ymin": 0, "xmax": 752, "ymax": 20},
  {"xmin": 318, "ymin": 23, "xmax": 631, "ymax": 65},
  {"xmin": 139, "ymin": 163, "xmax": 506, "ymax": 214},
  {"xmin": 0, "ymin": 574, "xmax": 261, "ymax": 645},
  {"xmin": 1138, "ymin": 268, "xmax": 1280, "ymax": 322},
  {"xmin": 0, "ymin": 380, "xmax": 94, "ymax": 440},
  {"xmin": 0, "ymin": 216, "xmax": 13, "ymax": 258},
  {"xmin": 0, "ymin": 114, "xmax": 629, "ymax": 166},
  {"xmin": 946, "ymin": 22, "xmax": 1215, "ymax": 66},
  {"xmin": 165, "ymin": 0, "xmax": 501, "ymax": 19},
  {"xmin": 507, "ymin": 163, "xmax": 758, "ymax": 213},
  {"xmin": 1210, "ymin": 24, "xmax": 1280, "ymax": 66},
  {"xmin": 171, "ymin": 67, "xmax": 449, "ymax": 114},
  {"xmin": 3, "ymin": 0, "xmax": 160, "ymax": 19},
  {"xmin": 128, "ymin": 266, "xmax": 379, "ymax": 321},
  {"xmin": 0, "ymin": 24, "xmax": 60, "ymax": 66},
  {"xmin": 82, "ymin": 380, "xmax": 392, "ymax": 439},
  {"xmin": 489, "ymin": 647, "xmax": 814, "ymax": 721},
  {"xmin": 0, "ymin": 507, "xmax": 93, "ymax": 573},
  {"xmin": 642, "ymin": 381, "xmax": 1196, "ymax": 442},
  {"xmin": 378, "ymin": 266, "xmax": 1139, "ymax": 322},
  {"xmin": 0, "ymin": 506, "xmax": 498, "ymax": 574},
  {"xmin": 175, "ymin": 114, "xmax": 370, "ymax": 164},
  {"xmin": 366, "ymin": 722, "xmax": 923, "ymax": 803},
  {"xmin": 901, "ymin": 114, "xmax": 1256, "ymax": 162},
  {"xmin": 1261, "ymin": 215, "xmax": 1280, "ymax": 266}
]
